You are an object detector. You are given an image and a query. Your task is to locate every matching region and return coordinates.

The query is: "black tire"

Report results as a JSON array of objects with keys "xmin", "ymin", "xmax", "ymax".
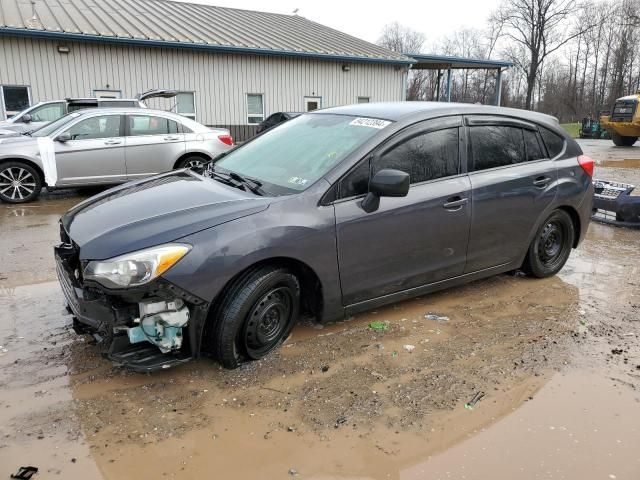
[
  {"xmin": 211, "ymin": 266, "xmax": 300, "ymax": 369},
  {"xmin": 0, "ymin": 161, "xmax": 42, "ymax": 203},
  {"xmin": 176, "ymin": 155, "xmax": 208, "ymax": 173},
  {"xmin": 522, "ymin": 210, "xmax": 575, "ymax": 278},
  {"xmin": 611, "ymin": 132, "xmax": 638, "ymax": 147}
]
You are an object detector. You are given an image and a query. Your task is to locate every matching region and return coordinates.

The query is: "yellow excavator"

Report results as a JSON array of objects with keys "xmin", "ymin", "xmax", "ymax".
[{"xmin": 600, "ymin": 90, "xmax": 640, "ymax": 146}]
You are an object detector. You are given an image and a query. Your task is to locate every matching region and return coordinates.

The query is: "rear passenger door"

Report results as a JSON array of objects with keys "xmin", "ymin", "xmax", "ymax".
[
  {"xmin": 464, "ymin": 117, "xmax": 557, "ymax": 273},
  {"xmin": 334, "ymin": 116, "xmax": 472, "ymax": 305},
  {"xmin": 124, "ymin": 114, "xmax": 186, "ymax": 179}
]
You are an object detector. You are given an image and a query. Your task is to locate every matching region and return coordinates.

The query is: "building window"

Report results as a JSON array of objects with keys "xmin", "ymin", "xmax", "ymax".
[
  {"xmin": 176, "ymin": 92, "xmax": 196, "ymax": 120},
  {"xmin": 247, "ymin": 94, "xmax": 264, "ymax": 124},
  {"xmin": 1, "ymin": 85, "xmax": 31, "ymax": 119},
  {"xmin": 357, "ymin": 97, "xmax": 370, "ymax": 103},
  {"xmin": 93, "ymin": 89, "xmax": 122, "ymax": 99},
  {"xmin": 304, "ymin": 96, "xmax": 322, "ymax": 111}
]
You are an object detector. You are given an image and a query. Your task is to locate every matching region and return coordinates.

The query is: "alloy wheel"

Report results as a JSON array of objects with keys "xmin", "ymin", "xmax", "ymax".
[{"xmin": 0, "ymin": 167, "xmax": 37, "ymax": 201}]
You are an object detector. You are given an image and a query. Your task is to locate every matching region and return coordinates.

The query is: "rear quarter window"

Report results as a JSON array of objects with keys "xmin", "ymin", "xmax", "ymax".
[{"xmin": 540, "ymin": 127, "xmax": 565, "ymax": 158}]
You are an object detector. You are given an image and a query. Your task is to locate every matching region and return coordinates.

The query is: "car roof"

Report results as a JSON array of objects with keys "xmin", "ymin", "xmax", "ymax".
[
  {"xmin": 71, "ymin": 107, "xmax": 181, "ymax": 117},
  {"xmin": 318, "ymin": 101, "xmax": 559, "ymax": 125}
]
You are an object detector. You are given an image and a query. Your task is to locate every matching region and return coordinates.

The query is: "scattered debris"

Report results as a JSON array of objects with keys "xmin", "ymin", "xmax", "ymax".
[
  {"xmin": 287, "ymin": 426, "xmax": 296, "ymax": 432},
  {"xmin": 425, "ymin": 313, "xmax": 449, "ymax": 322},
  {"xmin": 11, "ymin": 466, "xmax": 38, "ymax": 480},
  {"xmin": 335, "ymin": 416, "xmax": 347, "ymax": 428},
  {"xmin": 391, "ymin": 351, "xmax": 398, "ymax": 358},
  {"xmin": 369, "ymin": 321, "xmax": 389, "ymax": 331},
  {"xmin": 611, "ymin": 349, "xmax": 624, "ymax": 355},
  {"xmin": 289, "ymin": 468, "xmax": 299, "ymax": 476},
  {"xmin": 403, "ymin": 344, "xmax": 415, "ymax": 353},
  {"xmin": 464, "ymin": 392, "xmax": 485, "ymax": 410},
  {"xmin": 321, "ymin": 365, "xmax": 329, "ymax": 373}
]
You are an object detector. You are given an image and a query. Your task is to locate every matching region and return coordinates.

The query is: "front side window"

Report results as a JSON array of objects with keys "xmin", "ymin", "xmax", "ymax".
[
  {"xmin": 215, "ymin": 114, "xmax": 389, "ymax": 195},
  {"xmin": 247, "ymin": 94, "xmax": 264, "ymax": 124},
  {"xmin": 65, "ymin": 115, "xmax": 122, "ymax": 140},
  {"xmin": 129, "ymin": 115, "xmax": 179, "ymax": 135},
  {"xmin": 373, "ymin": 128, "xmax": 460, "ymax": 184},
  {"xmin": 29, "ymin": 103, "xmax": 65, "ymax": 122},
  {"xmin": 469, "ymin": 125, "xmax": 525, "ymax": 171}
]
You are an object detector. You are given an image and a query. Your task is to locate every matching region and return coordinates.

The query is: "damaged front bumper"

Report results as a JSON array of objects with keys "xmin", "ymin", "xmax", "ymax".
[
  {"xmin": 54, "ymin": 241, "xmax": 210, "ymax": 372},
  {"xmin": 592, "ymin": 179, "xmax": 640, "ymax": 228}
]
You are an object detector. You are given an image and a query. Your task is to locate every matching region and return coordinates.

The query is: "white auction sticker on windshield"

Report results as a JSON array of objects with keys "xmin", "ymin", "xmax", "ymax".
[
  {"xmin": 349, "ymin": 118, "xmax": 391, "ymax": 129},
  {"xmin": 288, "ymin": 176, "xmax": 309, "ymax": 186}
]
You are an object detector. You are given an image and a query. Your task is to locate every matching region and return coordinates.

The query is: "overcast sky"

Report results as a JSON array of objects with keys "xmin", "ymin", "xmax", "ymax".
[{"xmin": 174, "ymin": 0, "xmax": 503, "ymax": 49}]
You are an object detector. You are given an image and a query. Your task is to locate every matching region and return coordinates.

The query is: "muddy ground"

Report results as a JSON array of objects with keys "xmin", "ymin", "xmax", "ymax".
[{"xmin": 0, "ymin": 139, "xmax": 639, "ymax": 479}]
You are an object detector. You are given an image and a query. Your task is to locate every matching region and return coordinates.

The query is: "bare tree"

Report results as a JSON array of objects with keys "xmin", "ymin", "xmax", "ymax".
[
  {"xmin": 494, "ymin": 0, "xmax": 593, "ymax": 109},
  {"xmin": 377, "ymin": 22, "xmax": 425, "ymax": 54}
]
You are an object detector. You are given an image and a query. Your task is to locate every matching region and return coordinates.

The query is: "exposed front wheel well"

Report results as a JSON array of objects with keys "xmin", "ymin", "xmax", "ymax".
[
  {"xmin": 200, "ymin": 257, "xmax": 324, "ymax": 355},
  {"xmin": 173, "ymin": 152, "xmax": 212, "ymax": 170}
]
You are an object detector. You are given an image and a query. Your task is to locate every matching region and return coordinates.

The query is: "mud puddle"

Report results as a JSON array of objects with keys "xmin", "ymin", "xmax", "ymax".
[{"xmin": 597, "ymin": 158, "xmax": 640, "ymax": 169}]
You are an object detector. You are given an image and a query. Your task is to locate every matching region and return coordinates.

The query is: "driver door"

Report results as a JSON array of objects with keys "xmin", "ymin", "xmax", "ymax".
[{"xmin": 54, "ymin": 114, "xmax": 127, "ymax": 186}]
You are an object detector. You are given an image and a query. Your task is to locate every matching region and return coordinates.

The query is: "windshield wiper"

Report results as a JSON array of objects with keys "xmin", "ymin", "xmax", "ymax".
[
  {"xmin": 227, "ymin": 171, "xmax": 264, "ymax": 196},
  {"xmin": 21, "ymin": 131, "xmax": 32, "ymax": 136}
]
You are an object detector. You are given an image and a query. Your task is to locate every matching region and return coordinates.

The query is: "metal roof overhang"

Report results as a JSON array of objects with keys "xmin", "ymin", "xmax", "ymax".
[
  {"xmin": 409, "ymin": 54, "xmax": 513, "ymax": 70},
  {"xmin": 0, "ymin": 28, "xmax": 415, "ymax": 66}
]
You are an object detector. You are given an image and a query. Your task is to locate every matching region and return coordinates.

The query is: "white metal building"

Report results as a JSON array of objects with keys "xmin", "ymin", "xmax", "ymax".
[{"xmin": 0, "ymin": 0, "xmax": 412, "ymax": 140}]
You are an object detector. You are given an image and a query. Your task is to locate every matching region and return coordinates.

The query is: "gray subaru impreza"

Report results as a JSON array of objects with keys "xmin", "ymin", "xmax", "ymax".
[{"xmin": 55, "ymin": 102, "xmax": 594, "ymax": 371}]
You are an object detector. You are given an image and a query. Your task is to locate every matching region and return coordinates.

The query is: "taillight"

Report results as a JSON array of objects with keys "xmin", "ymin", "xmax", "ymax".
[
  {"xmin": 218, "ymin": 134, "xmax": 234, "ymax": 146},
  {"xmin": 578, "ymin": 155, "xmax": 594, "ymax": 177}
]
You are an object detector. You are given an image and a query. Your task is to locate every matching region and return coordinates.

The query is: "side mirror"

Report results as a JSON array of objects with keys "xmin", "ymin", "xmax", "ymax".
[
  {"xmin": 21, "ymin": 113, "xmax": 32, "ymax": 124},
  {"xmin": 55, "ymin": 131, "xmax": 72, "ymax": 142},
  {"xmin": 361, "ymin": 169, "xmax": 410, "ymax": 213}
]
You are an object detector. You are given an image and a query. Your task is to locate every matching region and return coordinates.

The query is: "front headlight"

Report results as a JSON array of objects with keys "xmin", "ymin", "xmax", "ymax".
[{"xmin": 84, "ymin": 243, "xmax": 191, "ymax": 288}]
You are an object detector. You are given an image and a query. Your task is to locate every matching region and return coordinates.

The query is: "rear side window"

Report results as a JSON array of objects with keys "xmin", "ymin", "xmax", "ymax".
[
  {"xmin": 524, "ymin": 129, "xmax": 546, "ymax": 161},
  {"xmin": 540, "ymin": 127, "xmax": 565, "ymax": 158},
  {"xmin": 129, "ymin": 115, "xmax": 179, "ymax": 135},
  {"xmin": 373, "ymin": 128, "xmax": 459, "ymax": 184},
  {"xmin": 469, "ymin": 125, "xmax": 525, "ymax": 171}
]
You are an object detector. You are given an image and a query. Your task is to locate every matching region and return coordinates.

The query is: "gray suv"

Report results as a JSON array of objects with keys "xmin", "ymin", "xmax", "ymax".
[
  {"xmin": 55, "ymin": 102, "xmax": 594, "ymax": 372},
  {"xmin": 0, "ymin": 108, "xmax": 233, "ymax": 203}
]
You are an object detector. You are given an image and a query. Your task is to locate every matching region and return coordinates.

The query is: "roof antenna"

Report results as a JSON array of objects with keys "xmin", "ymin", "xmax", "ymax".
[
  {"xmin": 26, "ymin": 1, "xmax": 41, "ymax": 29},
  {"xmin": 292, "ymin": 8, "xmax": 299, "ymax": 15}
]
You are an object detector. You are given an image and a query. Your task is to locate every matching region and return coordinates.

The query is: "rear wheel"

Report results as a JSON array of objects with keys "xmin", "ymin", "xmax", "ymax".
[
  {"xmin": 0, "ymin": 162, "xmax": 42, "ymax": 203},
  {"xmin": 522, "ymin": 210, "xmax": 575, "ymax": 278},
  {"xmin": 611, "ymin": 132, "xmax": 638, "ymax": 147},
  {"xmin": 176, "ymin": 155, "xmax": 208, "ymax": 174},
  {"xmin": 211, "ymin": 266, "xmax": 300, "ymax": 369}
]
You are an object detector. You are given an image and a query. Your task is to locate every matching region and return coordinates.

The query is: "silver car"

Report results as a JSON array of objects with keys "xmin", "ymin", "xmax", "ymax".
[{"xmin": 0, "ymin": 108, "xmax": 233, "ymax": 203}]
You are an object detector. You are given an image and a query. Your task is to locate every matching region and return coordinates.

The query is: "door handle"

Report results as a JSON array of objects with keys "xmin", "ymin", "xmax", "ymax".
[
  {"xmin": 104, "ymin": 139, "xmax": 122, "ymax": 145},
  {"xmin": 164, "ymin": 135, "xmax": 180, "ymax": 141},
  {"xmin": 533, "ymin": 176, "xmax": 551, "ymax": 188},
  {"xmin": 443, "ymin": 196, "xmax": 469, "ymax": 210}
]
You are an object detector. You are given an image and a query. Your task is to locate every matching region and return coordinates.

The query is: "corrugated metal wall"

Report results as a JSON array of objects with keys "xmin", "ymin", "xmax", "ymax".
[{"xmin": 0, "ymin": 35, "xmax": 406, "ymax": 139}]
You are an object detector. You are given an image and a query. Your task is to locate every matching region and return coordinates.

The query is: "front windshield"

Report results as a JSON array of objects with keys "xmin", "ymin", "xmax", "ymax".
[
  {"xmin": 215, "ymin": 113, "xmax": 391, "ymax": 194},
  {"xmin": 31, "ymin": 112, "xmax": 82, "ymax": 137}
]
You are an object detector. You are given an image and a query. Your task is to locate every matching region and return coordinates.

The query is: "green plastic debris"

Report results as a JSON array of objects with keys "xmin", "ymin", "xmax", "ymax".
[
  {"xmin": 391, "ymin": 351, "xmax": 398, "ymax": 358},
  {"xmin": 369, "ymin": 321, "xmax": 388, "ymax": 331}
]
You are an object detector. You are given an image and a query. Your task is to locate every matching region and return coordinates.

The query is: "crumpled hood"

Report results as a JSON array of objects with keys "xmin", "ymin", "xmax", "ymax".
[{"xmin": 62, "ymin": 171, "xmax": 270, "ymax": 260}]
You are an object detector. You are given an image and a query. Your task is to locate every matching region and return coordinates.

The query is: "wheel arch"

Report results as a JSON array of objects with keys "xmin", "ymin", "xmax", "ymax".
[
  {"xmin": 173, "ymin": 151, "xmax": 212, "ymax": 169},
  {"xmin": 557, "ymin": 205, "xmax": 581, "ymax": 248},
  {"xmin": 199, "ymin": 256, "xmax": 324, "ymax": 354},
  {"xmin": 0, "ymin": 157, "xmax": 46, "ymax": 186}
]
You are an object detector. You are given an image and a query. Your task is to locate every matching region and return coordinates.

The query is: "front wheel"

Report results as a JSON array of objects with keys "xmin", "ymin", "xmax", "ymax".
[
  {"xmin": 0, "ymin": 162, "xmax": 42, "ymax": 203},
  {"xmin": 611, "ymin": 132, "xmax": 638, "ymax": 147},
  {"xmin": 522, "ymin": 210, "xmax": 575, "ymax": 278},
  {"xmin": 176, "ymin": 156, "xmax": 208, "ymax": 174},
  {"xmin": 211, "ymin": 266, "xmax": 300, "ymax": 368}
]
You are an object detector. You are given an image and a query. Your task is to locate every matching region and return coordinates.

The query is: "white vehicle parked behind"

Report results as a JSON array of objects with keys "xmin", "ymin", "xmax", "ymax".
[{"xmin": 0, "ymin": 107, "xmax": 233, "ymax": 203}]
